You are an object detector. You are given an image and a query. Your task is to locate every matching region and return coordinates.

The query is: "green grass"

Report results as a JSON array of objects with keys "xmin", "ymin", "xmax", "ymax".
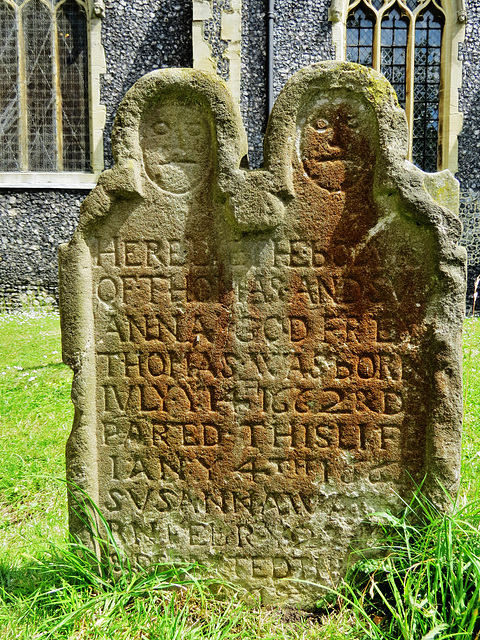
[
  {"xmin": 0, "ymin": 310, "xmax": 72, "ymax": 560},
  {"xmin": 1, "ymin": 310, "xmax": 480, "ymax": 638},
  {"xmin": 461, "ymin": 316, "xmax": 480, "ymax": 500},
  {"xmin": 336, "ymin": 495, "xmax": 480, "ymax": 639}
]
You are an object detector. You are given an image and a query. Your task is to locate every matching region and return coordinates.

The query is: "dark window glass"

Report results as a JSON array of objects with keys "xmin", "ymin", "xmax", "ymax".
[
  {"xmin": 413, "ymin": 9, "xmax": 443, "ymax": 171},
  {"xmin": 23, "ymin": 0, "xmax": 56, "ymax": 171},
  {"xmin": 0, "ymin": 1, "xmax": 19, "ymax": 171},
  {"xmin": 346, "ymin": 0, "xmax": 444, "ymax": 172},
  {"xmin": 0, "ymin": 0, "xmax": 91, "ymax": 172},
  {"xmin": 58, "ymin": 0, "xmax": 90, "ymax": 171},
  {"xmin": 347, "ymin": 7, "xmax": 374, "ymax": 67},
  {"xmin": 381, "ymin": 7, "xmax": 409, "ymax": 107}
]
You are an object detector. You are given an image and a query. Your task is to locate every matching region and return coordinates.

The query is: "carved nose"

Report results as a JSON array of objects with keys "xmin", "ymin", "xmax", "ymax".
[
  {"xmin": 170, "ymin": 148, "xmax": 187, "ymax": 161},
  {"xmin": 330, "ymin": 126, "xmax": 341, "ymax": 147}
]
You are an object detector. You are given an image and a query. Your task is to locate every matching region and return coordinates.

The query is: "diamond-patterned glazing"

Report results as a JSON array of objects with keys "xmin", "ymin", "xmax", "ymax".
[
  {"xmin": 347, "ymin": 0, "xmax": 444, "ymax": 172},
  {"xmin": 381, "ymin": 7, "xmax": 408, "ymax": 108},
  {"xmin": 0, "ymin": 0, "xmax": 91, "ymax": 172},
  {"xmin": 23, "ymin": 0, "xmax": 56, "ymax": 171},
  {"xmin": 413, "ymin": 7, "xmax": 443, "ymax": 171},
  {"xmin": 347, "ymin": 7, "xmax": 374, "ymax": 66},
  {"xmin": 0, "ymin": 1, "xmax": 19, "ymax": 171},
  {"xmin": 58, "ymin": 0, "xmax": 90, "ymax": 171}
]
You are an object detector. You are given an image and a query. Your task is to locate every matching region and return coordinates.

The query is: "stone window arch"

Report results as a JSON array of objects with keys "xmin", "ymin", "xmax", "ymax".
[
  {"xmin": 0, "ymin": 0, "xmax": 106, "ymax": 187},
  {"xmin": 329, "ymin": 0, "xmax": 466, "ymax": 173}
]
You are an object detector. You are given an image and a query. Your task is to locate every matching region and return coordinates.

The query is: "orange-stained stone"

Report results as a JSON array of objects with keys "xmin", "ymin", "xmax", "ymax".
[{"xmin": 60, "ymin": 63, "xmax": 466, "ymax": 605}]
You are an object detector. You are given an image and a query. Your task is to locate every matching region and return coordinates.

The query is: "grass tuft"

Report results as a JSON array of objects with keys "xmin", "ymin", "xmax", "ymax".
[
  {"xmin": 0, "ymin": 311, "xmax": 480, "ymax": 638},
  {"xmin": 332, "ymin": 492, "xmax": 480, "ymax": 639}
]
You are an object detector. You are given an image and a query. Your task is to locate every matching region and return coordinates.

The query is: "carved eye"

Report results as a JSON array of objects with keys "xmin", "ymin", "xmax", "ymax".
[
  {"xmin": 186, "ymin": 123, "xmax": 204, "ymax": 137},
  {"xmin": 314, "ymin": 118, "xmax": 329, "ymax": 132},
  {"xmin": 154, "ymin": 122, "xmax": 169, "ymax": 135}
]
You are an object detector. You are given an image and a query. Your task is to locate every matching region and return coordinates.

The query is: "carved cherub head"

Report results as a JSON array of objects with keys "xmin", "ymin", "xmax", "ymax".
[
  {"xmin": 140, "ymin": 98, "xmax": 213, "ymax": 194},
  {"xmin": 299, "ymin": 96, "xmax": 374, "ymax": 192}
]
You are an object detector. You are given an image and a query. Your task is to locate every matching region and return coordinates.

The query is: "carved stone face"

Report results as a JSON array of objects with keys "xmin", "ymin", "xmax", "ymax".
[
  {"xmin": 299, "ymin": 98, "xmax": 373, "ymax": 192},
  {"xmin": 140, "ymin": 100, "xmax": 212, "ymax": 193}
]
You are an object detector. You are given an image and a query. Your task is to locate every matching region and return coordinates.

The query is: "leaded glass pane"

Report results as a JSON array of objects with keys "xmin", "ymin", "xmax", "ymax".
[
  {"xmin": 393, "ymin": 48, "xmax": 406, "ymax": 65},
  {"xmin": 414, "ymin": 82, "xmax": 426, "ymax": 100},
  {"xmin": 416, "ymin": 47, "xmax": 427, "ymax": 65},
  {"xmin": 23, "ymin": 0, "xmax": 56, "ymax": 171},
  {"xmin": 413, "ymin": 8, "xmax": 443, "ymax": 171},
  {"xmin": 426, "ymin": 84, "xmax": 438, "ymax": 101},
  {"xmin": 427, "ymin": 65, "xmax": 440, "ymax": 82},
  {"xmin": 57, "ymin": 0, "xmax": 90, "ymax": 171},
  {"xmin": 428, "ymin": 47, "xmax": 440, "ymax": 64},
  {"xmin": 10, "ymin": 0, "xmax": 66, "ymax": 5},
  {"xmin": 358, "ymin": 47, "xmax": 372, "ymax": 65},
  {"xmin": 415, "ymin": 63, "xmax": 427, "ymax": 82},
  {"xmin": 0, "ymin": 2, "xmax": 19, "ymax": 171},
  {"xmin": 372, "ymin": 0, "xmax": 383, "ymax": 9},
  {"xmin": 347, "ymin": 7, "xmax": 373, "ymax": 66},
  {"xmin": 381, "ymin": 7, "xmax": 408, "ymax": 108}
]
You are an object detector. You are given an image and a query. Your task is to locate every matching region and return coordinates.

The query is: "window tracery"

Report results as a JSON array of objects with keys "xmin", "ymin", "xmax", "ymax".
[
  {"xmin": 346, "ymin": 0, "xmax": 444, "ymax": 172},
  {"xmin": 0, "ymin": 0, "xmax": 105, "ymax": 183},
  {"xmin": 331, "ymin": 0, "xmax": 465, "ymax": 173}
]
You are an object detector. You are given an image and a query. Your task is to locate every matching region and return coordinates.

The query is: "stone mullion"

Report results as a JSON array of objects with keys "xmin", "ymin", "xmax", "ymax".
[
  {"xmin": 53, "ymin": 4, "xmax": 63, "ymax": 171},
  {"xmin": 372, "ymin": 5, "xmax": 381, "ymax": 71},
  {"xmin": 192, "ymin": 0, "xmax": 241, "ymax": 103},
  {"xmin": 405, "ymin": 11, "xmax": 415, "ymax": 162},
  {"xmin": 433, "ymin": 0, "xmax": 449, "ymax": 171},
  {"xmin": 17, "ymin": 1, "xmax": 28, "ymax": 171},
  {"xmin": 375, "ymin": 0, "xmax": 395, "ymax": 72},
  {"xmin": 331, "ymin": 0, "xmax": 465, "ymax": 173}
]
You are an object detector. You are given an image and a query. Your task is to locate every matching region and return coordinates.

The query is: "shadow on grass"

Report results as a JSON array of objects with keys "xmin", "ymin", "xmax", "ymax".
[
  {"xmin": 0, "ymin": 558, "xmax": 49, "ymax": 600},
  {"xmin": 0, "ymin": 539, "xmax": 235, "ymax": 639}
]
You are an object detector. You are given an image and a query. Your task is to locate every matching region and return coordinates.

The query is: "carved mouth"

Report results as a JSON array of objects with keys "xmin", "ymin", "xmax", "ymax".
[
  {"xmin": 148, "ymin": 161, "xmax": 205, "ymax": 194},
  {"xmin": 302, "ymin": 158, "xmax": 360, "ymax": 192},
  {"xmin": 160, "ymin": 160, "xmax": 198, "ymax": 166},
  {"xmin": 304, "ymin": 151, "xmax": 345, "ymax": 162}
]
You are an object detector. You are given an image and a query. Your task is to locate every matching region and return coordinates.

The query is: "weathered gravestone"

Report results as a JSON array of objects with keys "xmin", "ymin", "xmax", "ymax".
[{"xmin": 60, "ymin": 62, "xmax": 466, "ymax": 605}]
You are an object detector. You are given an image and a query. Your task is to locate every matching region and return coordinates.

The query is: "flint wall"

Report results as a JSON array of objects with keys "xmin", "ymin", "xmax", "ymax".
[{"xmin": 0, "ymin": 0, "xmax": 479, "ymax": 305}]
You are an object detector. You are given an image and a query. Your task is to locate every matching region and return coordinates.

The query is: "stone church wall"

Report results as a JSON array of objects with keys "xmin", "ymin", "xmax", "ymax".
[
  {"xmin": 458, "ymin": 1, "xmax": 480, "ymax": 307},
  {"xmin": 0, "ymin": 0, "xmax": 479, "ymax": 306},
  {"xmin": 0, "ymin": 0, "xmax": 192, "ymax": 304}
]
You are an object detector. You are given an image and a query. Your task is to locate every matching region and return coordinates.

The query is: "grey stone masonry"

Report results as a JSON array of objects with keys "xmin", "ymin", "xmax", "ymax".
[
  {"xmin": 0, "ymin": 191, "xmax": 81, "ymax": 303},
  {"xmin": 101, "ymin": 0, "xmax": 193, "ymax": 168}
]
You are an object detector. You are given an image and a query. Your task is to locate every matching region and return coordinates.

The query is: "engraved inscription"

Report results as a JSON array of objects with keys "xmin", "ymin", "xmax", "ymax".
[{"xmin": 61, "ymin": 68, "xmax": 463, "ymax": 603}]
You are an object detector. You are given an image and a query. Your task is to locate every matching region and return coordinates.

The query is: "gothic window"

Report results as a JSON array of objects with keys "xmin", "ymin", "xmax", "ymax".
[
  {"xmin": 0, "ymin": 0, "xmax": 93, "ymax": 174},
  {"xmin": 346, "ymin": 0, "xmax": 445, "ymax": 172}
]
